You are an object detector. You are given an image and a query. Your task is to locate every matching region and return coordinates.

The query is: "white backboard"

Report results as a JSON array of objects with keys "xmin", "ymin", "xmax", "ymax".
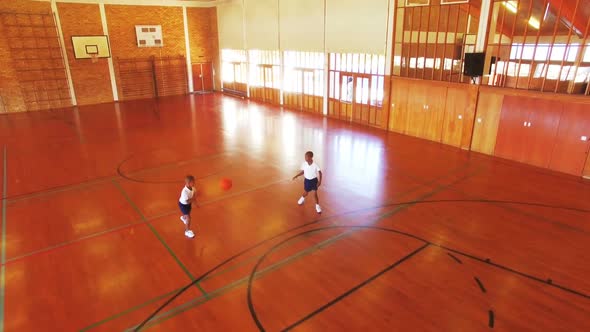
[{"xmin": 135, "ymin": 25, "xmax": 163, "ymax": 48}]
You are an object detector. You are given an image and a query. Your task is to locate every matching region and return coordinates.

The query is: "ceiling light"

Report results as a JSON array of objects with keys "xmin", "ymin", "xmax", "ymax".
[
  {"xmin": 528, "ymin": 17, "xmax": 540, "ymax": 29},
  {"xmin": 544, "ymin": 3, "xmax": 550, "ymax": 20},
  {"xmin": 502, "ymin": 1, "xmax": 518, "ymax": 14}
]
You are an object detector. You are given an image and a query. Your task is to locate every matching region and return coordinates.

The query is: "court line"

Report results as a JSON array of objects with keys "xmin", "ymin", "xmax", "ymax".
[
  {"xmin": 447, "ymin": 253, "xmax": 463, "ymax": 264},
  {"xmin": 0, "ymin": 146, "xmax": 7, "ymax": 332},
  {"xmin": 77, "ymin": 233, "xmax": 321, "ymax": 332},
  {"xmin": 2, "ymin": 176, "xmax": 292, "ymax": 265},
  {"xmin": 130, "ymin": 178, "xmax": 590, "ymax": 330},
  {"xmin": 247, "ymin": 230, "xmax": 431, "ymax": 332},
  {"xmin": 401, "ymin": 169, "xmax": 590, "ymax": 235},
  {"xmin": 111, "ymin": 180, "xmax": 205, "ymax": 296},
  {"xmin": 5, "ymin": 149, "xmax": 235, "ymax": 203},
  {"xmin": 474, "ymin": 277, "xmax": 487, "ymax": 293},
  {"xmin": 87, "ymin": 167, "xmax": 590, "ymax": 330},
  {"xmin": 129, "ymin": 170, "xmax": 478, "ymax": 330},
  {"xmin": 82, "ymin": 165, "xmax": 467, "ymax": 331}
]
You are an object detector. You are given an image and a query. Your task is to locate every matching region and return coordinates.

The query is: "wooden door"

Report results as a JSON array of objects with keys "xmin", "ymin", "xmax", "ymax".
[
  {"xmin": 494, "ymin": 96, "xmax": 530, "ymax": 162},
  {"xmin": 201, "ymin": 62, "xmax": 213, "ymax": 91},
  {"xmin": 422, "ymin": 85, "xmax": 447, "ymax": 142},
  {"xmin": 192, "ymin": 63, "xmax": 203, "ymax": 91},
  {"xmin": 523, "ymin": 100, "xmax": 562, "ymax": 168},
  {"xmin": 549, "ymin": 102, "xmax": 590, "ymax": 176},
  {"xmin": 442, "ymin": 87, "xmax": 472, "ymax": 148},
  {"xmin": 405, "ymin": 82, "xmax": 426, "ymax": 138},
  {"xmin": 471, "ymin": 91, "xmax": 503, "ymax": 155},
  {"xmin": 388, "ymin": 79, "xmax": 409, "ymax": 133}
]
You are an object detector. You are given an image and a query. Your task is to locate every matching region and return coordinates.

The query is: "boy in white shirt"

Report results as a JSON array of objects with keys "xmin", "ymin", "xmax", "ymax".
[
  {"xmin": 179, "ymin": 175, "xmax": 196, "ymax": 238},
  {"xmin": 292, "ymin": 151, "xmax": 323, "ymax": 214}
]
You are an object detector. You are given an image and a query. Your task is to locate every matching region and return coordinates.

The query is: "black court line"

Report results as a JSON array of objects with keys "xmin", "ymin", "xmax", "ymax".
[
  {"xmin": 447, "ymin": 253, "xmax": 463, "ymax": 264},
  {"xmin": 4, "ymin": 148, "xmax": 232, "ymax": 201},
  {"xmin": 116, "ymin": 151, "xmax": 235, "ymax": 184},
  {"xmin": 129, "ymin": 197, "xmax": 590, "ymax": 331},
  {"xmin": 245, "ymin": 226, "xmax": 432, "ymax": 331},
  {"xmin": 475, "ymin": 277, "xmax": 487, "ymax": 293},
  {"xmin": 130, "ymin": 168, "xmax": 482, "ymax": 330}
]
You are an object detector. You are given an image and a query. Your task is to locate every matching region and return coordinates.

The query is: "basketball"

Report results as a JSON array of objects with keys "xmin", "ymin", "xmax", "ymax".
[{"xmin": 220, "ymin": 178, "xmax": 232, "ymax": 191}]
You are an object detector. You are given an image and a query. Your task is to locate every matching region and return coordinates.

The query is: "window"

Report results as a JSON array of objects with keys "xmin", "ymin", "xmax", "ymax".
[
  {"xmin": 486, "ymin": 0, "xmax": 589, "ymax": 94},
  {"xmin": 393, "ymin": 0, "xmax": 479, "ymax": 83},
  {"xmin": 283, "ymin": 51, "xmax": 324, "ymax": 96},
  {"xmin": 329, "ymin": 53, "xmax": 385, "ymax": 107}
]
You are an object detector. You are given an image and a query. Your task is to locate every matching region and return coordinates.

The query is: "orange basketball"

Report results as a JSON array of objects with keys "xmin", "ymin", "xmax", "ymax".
[{"xmin": 220, "ymin": 178, "xmax": 232, "ymax": 191}]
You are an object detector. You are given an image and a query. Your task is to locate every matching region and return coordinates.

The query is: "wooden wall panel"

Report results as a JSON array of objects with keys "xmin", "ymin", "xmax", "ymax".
[
  {"xmin": 459, "ymin": 86, "xmax": 478, "ymax": 149},
  {"xmin": 442, "ymin": 88, "xmax": 465, "ymax": 148},
  {"xmin": 525, "ymin": 101, "xmax": 562, "ymax": 168},
  {"xmin": 494, "ymin": 96, "xmax": 530, "ymax": 163},
  {"xmin": 422, "ymin": 86, "xmax": 447, "ymax": 141},
  {"xmin": 584, "ymin": 153, "xmax": 590, "ymax": 179},
  {"xmin": 549, "ymin": 103, "xmax": 590, "ymax": 176},
  {"xmin": 471, "ymin": 90, "xmax": 503, "ymax": 155},
  {"xmin": 388, "ymin": 78, "xmax": 409, "ymax": 133},
  {"xmin": 405, "ymin": 82, "xmax": 426, "ymax": 137}
]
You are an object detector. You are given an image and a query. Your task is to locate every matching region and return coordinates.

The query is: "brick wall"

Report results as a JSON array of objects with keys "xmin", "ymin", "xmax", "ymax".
[
  {"xmin": 0, "ymin": 1, "xmax": 220, "ymax": 112},
  {"xmin": 187, "ymin": 7, "xmax": 220, "ymax": 90},
  {"xmin": 105, "ymin": 5, "xmax": 186, "ymax": 99},
  {"xmin": 57, "ymin": 3, "xmax": 113, "ymax": 106},
  {"xmin": 105, "ymin": 5, "xmax": 186, "ymax": 59},
  {"xmin": 0, "ymin": 0, "xmax": 52, "ymax": 113}
]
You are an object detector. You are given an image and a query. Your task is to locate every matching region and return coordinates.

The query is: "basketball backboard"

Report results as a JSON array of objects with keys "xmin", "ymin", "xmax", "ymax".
[{"xmin": 71, "ymin": 35, "xmax": 111, "ymax": 59}]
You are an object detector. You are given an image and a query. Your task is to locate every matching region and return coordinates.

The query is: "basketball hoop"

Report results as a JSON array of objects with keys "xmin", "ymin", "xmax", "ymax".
[{"xmin": 90, "ymin": 53, "xmax": 99, "ymax": 64}]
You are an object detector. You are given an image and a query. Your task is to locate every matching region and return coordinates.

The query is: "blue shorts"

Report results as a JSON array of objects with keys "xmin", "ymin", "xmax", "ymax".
[
  {"xmin": 178, "ymin": 202, "xmax": 192, "ymax": 215},
  {"xmin": 304, "ymin": 178, "xmax": 318, "ymax": 192}
]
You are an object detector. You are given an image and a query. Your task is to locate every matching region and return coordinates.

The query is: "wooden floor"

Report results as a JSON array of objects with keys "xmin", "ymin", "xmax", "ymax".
[{"xmin": 1, "ymin": 93, "xmax": 589, "ymax": 331}]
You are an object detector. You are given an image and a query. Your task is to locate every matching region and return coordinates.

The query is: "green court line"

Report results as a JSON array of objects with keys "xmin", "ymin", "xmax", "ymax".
[
  {"xmin": 78, "ymin": 286, "xmax": 184, "ymax": 332},
  {"xmin": 6, "ymin": 150, "xmax": 237, "ymax": 204},
  {"xmin": 124, "ymin": 171, "xmax": 480, "ymax": 330},
  {"xmin": 111, "ymin": 180, "xmax": 204, "ymax": 296},
  {"xmin": 80, "ymin": 164, "xmax": 473, "ymax": 331},
  {"xmin": 1, "ymin": 147, "xmax": 7, "ymax": 332},
  {"xmin": 4, "ymin": 220, "xmax": 144, "ymax": 264},
  {"xmin": 3, "ymin": 176, "xmax": 290, "ymax": 265}
]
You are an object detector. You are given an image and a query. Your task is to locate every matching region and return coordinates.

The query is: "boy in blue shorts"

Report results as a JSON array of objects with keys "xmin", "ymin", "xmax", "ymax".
[
  {"xmin": 179, "ymin": 175, "xmax": 196, "ymax": 238},
  {"xmin": 292, "ymin": 151, "xmax": 322, "ymax": 214}
]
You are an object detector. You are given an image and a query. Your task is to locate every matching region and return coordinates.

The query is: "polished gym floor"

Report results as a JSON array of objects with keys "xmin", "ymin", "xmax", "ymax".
[{"xmin": 1, "ymin": 93, "xmax": 589, "ymax": 331}]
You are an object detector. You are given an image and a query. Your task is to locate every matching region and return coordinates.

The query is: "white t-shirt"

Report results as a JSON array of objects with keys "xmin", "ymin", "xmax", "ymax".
[
  {"xmin": 179, "ymin": 186, "xmax": 195, "ymax": 205},
  {"xmin": 301, "ymin": 162, "xmax": 321, "ymax": 180}
]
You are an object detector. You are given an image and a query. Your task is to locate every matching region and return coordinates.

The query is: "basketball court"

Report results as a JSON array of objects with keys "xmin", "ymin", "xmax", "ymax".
[
  {"xmin": 0, "ymin": 93, "xmax": 588, "ymax": 331},
  {"xmin": 1, "ymin": 0, "xmax": 590, "ymax": 331}
]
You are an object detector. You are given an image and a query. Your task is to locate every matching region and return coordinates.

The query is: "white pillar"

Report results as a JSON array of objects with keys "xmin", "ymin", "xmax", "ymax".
[
  {"xmin": 99, "ymin": 3, "xmax": 119, "ymax": 101},
  {"xmin": 384, "ymin": 0, "xmax": 395, "ymax": 75},
  {"xmin": 322, "ymin": 0, "xmax": 328, "ymax": 115},
  {"xmin": 476, "ymin": 0, "xmax": 492, "ymax": 52},
  {"xmin": 183, "ymin": 6, "xmax": 194, "ymax": 93},
  {"xmin": 51, "ymin": 0, "xmax": 77, "ymax": 106}
]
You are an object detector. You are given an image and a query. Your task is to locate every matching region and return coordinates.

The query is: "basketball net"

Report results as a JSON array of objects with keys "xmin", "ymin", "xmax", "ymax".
[{"xmin": 90, "ymin": 54, "xmax": 98, "ymax": 64}]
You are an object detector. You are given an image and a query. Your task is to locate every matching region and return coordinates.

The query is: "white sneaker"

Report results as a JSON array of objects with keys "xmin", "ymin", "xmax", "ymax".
[
  {"xmin": 298, "ymin": 197, "xmax": 305, "ymax": 205},
  {"xmin": 180, "ymin": 216, "xmax": 187, "ymax": 225},
  {"xmin": 185, "ymin": 230, "xmax": 195, "ymax": 238},
  {"xmin": 316, "ymin": 204, "xmax": 322, "ymax": 214}
]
